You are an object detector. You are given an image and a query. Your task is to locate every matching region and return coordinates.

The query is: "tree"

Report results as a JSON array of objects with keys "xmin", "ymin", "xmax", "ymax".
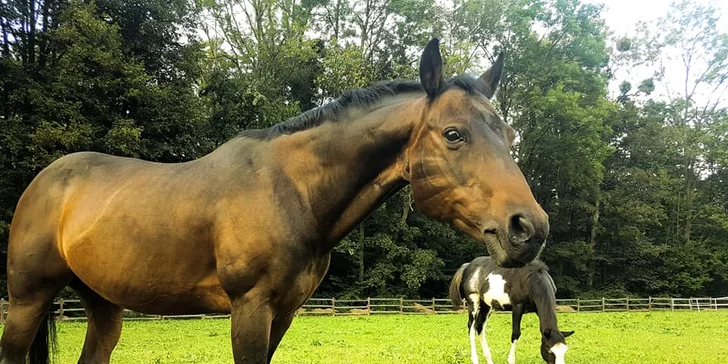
[
  {"xmin": 0, "ymin": 0, "xmax": 207, "ymax": 296},
  {"xmin": 2, "ymin": 0, "xmax": 726, "ymax": 300},
  {"xmin": 620, "ymin": 0, "xmax": 728, "ymax": 245},
  {"xmin": 202, "ymin": 0, "xmax": 322, "ymax": 131}
]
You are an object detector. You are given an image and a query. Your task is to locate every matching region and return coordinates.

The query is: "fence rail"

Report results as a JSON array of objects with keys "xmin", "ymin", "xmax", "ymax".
[{"xmin": 1, "ymin": 296, "xmax": 726, "ymax": 323}]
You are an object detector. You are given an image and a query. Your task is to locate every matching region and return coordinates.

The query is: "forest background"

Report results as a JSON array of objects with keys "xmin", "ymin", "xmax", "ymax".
[{"xmin": 1, "ymin": 0, "xmax": 727, "ymax": 299}]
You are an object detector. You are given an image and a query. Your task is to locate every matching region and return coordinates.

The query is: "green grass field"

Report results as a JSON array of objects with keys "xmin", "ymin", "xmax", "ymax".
[{"xmin": 3, "ymin": 311, "xmax": 727, "ymax": 363}]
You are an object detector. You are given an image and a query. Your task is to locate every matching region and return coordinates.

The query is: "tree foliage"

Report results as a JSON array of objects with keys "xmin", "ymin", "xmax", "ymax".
[{"xmin": 1, "ymin": 0, "xmax": 726, "ymax": 299}]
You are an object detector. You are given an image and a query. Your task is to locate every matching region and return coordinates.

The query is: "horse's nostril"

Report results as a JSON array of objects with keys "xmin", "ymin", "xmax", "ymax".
[{"xmin": 509, "ymin": 214, "xmax": 535, "ymax": 242}]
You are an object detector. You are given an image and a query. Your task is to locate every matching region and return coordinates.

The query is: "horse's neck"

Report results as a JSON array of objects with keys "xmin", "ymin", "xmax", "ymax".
[
  {"xmin": 271, "ymin": 97, "xmax": 421, "ymax": 252},
  {"xmin": 531, "ymin": 274, "xmax": 560, "ymax": 332}
]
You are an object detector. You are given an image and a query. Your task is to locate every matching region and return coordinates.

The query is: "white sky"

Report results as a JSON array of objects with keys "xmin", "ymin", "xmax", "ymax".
[
  {"xmin": 584, "ymin": 0, "xmax": 728, "ymax": 105},
  {"xmin": 586, "ymin": 0, "xmax": 727, "ymax": 35}
]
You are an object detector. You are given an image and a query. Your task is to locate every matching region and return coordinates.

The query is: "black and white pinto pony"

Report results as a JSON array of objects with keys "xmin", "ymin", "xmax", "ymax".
[{"xmin": 449, "ymin": 256, "xmax": 574, "ymax": 364}]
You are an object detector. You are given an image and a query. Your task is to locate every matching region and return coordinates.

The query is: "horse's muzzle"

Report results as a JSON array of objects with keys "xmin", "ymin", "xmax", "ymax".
[{"xmin": 502, "ymin": 211, "xmax": 549, "ymax": 266}]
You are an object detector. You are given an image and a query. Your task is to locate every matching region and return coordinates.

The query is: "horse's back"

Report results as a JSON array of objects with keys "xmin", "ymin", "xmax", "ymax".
[
  {"xmin": 10, "ymin": 152, "xmax": 123, "ymax": 238},
  {"xmin": 7, "ymin": 151, "xmax": 226, "ymax": 310},
  {"xmin": 10, "ymin": 151, "xmax": 165, "ymax": 237},
  {"xmin": 467, "ymin": 255, "xmax": 548, "ymax": 280},
  {"xmin": 10, "ymin": 151, "xmax": 168, "ymax": 249},
  {"xmin": 6, "ymin": 152, "xmax": 147, "ymax": 297},
  {"xmin": 462, "ymin": 256, "xmax": 499, "ymax": 283},
  {"xmin": 461, "ymin": 255, "xmax": 550, "ymax": 310}
]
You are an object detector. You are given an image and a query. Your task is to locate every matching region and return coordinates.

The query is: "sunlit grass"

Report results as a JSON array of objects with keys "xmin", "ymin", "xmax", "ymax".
[{"xmin": 3, "ymin": 311, "xmax": 727, "ymax": 363}]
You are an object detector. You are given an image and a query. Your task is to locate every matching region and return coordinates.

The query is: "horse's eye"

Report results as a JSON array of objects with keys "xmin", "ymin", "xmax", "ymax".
[{"xmin": 444, "ymin": 129, "xmax": 463, "ymax": 143}]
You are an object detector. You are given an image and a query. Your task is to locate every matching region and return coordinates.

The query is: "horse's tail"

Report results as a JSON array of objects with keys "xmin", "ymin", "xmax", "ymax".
[
  {"xmin": 29, "ymin": 309, "xmax": 57, "ymax": 364},
  {"xmin": 449, "ymin": 262, "xmax": 470, "ymax": 308}
]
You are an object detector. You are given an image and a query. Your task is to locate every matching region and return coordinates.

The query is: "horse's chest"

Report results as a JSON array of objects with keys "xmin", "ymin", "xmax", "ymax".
[
  {"xmin": 275, "ymin": 253, "xmax": 331, "ymax": 314},
  {"xmin": 482, "ymin": 273, "xmax": 512, "ymax": 308}
]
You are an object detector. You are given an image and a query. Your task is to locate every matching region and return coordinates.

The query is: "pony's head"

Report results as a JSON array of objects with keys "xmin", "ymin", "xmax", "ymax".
[
  {"xmin": 406, "ymin": 38, "xmax": 549, "ymax": 267},
  {"xmin": 540, "ymin": 329, "xmax": 574, "ymax": 364}
]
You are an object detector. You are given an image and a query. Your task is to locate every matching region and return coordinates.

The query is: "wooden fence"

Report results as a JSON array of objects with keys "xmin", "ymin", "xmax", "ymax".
[
  {"xmin": 550, "ymin": 297, "xmax": 728, "ymax": 313},
  {"xmin": 297, "ymin": 297, "xmax": 460, "ymax": 316},
  {"xmin": 1, "ymin": 296, "xmax": 726, "ymax": 323}
]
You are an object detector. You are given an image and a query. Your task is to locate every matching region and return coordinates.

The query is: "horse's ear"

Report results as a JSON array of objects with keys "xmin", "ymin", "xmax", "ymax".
[
  {"xmin": 479, "ymin": 52, "xmax": 504, "ymax": 99},
  {"xmin": 419, "ymin": 38, "xmax": 445, "ymax": 99},
  {"xmin": 562, "ymin": 330, "xmax": 575, "ymax": 338}
]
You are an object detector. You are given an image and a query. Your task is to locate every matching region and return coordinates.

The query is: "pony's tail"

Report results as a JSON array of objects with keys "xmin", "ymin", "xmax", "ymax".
[
  {"xmin": 449, "ymin": 263, "xmax": 470, "ymax": 308},
  {"xmin": 29, "ymin": 309, "xmax": 57, "ymax": 364}
]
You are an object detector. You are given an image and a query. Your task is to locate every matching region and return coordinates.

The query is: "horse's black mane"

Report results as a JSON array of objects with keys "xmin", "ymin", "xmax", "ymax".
[{"xmin": 238, "ymin": 75, "xmax": 487, "ymax": 140}]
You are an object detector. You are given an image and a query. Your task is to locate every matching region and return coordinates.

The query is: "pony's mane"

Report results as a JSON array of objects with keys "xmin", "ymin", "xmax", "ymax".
[{"xmin": 238, "ymin": 75, "xmax": 487, "ymax": 140}]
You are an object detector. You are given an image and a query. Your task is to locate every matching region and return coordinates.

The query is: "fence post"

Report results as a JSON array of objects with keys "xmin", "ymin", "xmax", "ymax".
[
  {"xmin": 648, "ymin": 296, "xmax": 652, "ymax": 311},
  {"xmin": 577, "ymin": 298, "xmax": 580, "ymax": 312},
  {"xmin": 367, "ymin": 297, "xmax": 371, "ymax": 316},
  {"xmin": 0, "ymin": 299, "xmax": 6, "ymax": 324},
  {"xmin": 602, "ymin": 297, "xmax": 605, "ymax": 312},
  {"xmin": 332, "ymin": 297, "xmax": 336, "ymax": 316},
  {"xmin": 432, "ymin": 297, "xmax": 436, "ymax": 314},
  {"xmin": 59, "ymin": 299, "xmax": 65, "ymax": 320},
  {"xmin": 400, "ymin": 297, "xmax": 404, "ymax": 315},
  {"xmin": 626, "ymin": 297, "xmax": 630, "ymax": 311},
  {"xmin": 671, "ymin": 298, "xmax": 674, "ymax": 311}
]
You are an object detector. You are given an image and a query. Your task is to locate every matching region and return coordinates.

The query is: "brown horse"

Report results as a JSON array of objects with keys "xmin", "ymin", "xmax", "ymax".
[{"xmin": 0, "ymin": 38, "xmax": 548, "ymax": 364}]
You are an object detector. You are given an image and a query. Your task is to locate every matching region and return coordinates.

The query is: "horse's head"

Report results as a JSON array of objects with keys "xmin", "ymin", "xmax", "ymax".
[
  {"xmin": 540, "ymin": 329, "xmax": 574, "ymax": 364},
  {"xmin": 404, "ymin": 38, "xmax": 549, "ymax": 268}
]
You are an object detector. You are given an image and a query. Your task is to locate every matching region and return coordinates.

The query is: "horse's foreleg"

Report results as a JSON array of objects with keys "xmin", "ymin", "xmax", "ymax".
[
  {"xmin": 266, "ymin": 313, "xmax": 295, "ymax": 363},
  {"xmin": 468, "ymin": 319, "xmax": 479, "ymax": 364},
  {"xmin": 508, "ymin": 304, "xmax": 525, "ymax": 364},
  {"xmin": 477, "ymin": 307, "xmax": 493, "ymax": 364},
  {"xmin": 467, "ymin": 295, "xmax": 480, "ymax": 364},
  {"xmin": 230, "ymin": 297, "xmax": 273, "ymax": 364}
]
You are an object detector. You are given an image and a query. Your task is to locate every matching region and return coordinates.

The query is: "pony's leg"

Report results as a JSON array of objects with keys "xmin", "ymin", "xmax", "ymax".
[
  {"xmin": 266, "ymin": 313, "xmax": 295, "ymax": 363},
  {"xmin": 476, "ymin": 306, "xmax": 494, "ymax": 364},
  {"xmin": 467, "ymin": 295, "xmax": 481, "ymax": 364},
  {"xmin": 508, "ymin": 303, "xmax": 525, "ymax": 364},
  {"xmin": 230, "ymin": 296, "xmax": 273, "ymax": 364},
  {"xmin": 74, "ymin": 282, "xmax": 123, "ymax": 364}
]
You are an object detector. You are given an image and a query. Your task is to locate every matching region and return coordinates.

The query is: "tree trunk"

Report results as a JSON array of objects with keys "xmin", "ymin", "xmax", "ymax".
[
  {"xmin": 358, "ymin": 224, "xmax": 364, "ymax": 285},
  {"xmin": 27, "ymin": 0, "xmax": 37, "ymax": 66},
  {"xmin": 38, "ymin": 0, "xmax": 51, "ymax": 67},
  {"xmin": 359, "ymin": 0, "xmax": 371, "ymax": 49},
  {"xmin": 683, "ymin": 159, "xmax": 694, "ymax": 243},
  {"xmin": 400, "ymin": 188, "xmax": 412, "ymax": 227},
  {"xmin": 1, "ymin": 5, "xmax": 9, "ymax": 121},
  {"xmin": 1, "ymin": 8, "xmax": 9, "ymax": 57},
  {"xmin": 674, "ymin": 193, "xmax": 681, "ymax": 245},
  {"xmin": 334, "ymin": 0, "xmax": 341, "ymax": 40},
  {"xmin": 586, "ymin": 193, "xmax": 600, "ymax": 288}
]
